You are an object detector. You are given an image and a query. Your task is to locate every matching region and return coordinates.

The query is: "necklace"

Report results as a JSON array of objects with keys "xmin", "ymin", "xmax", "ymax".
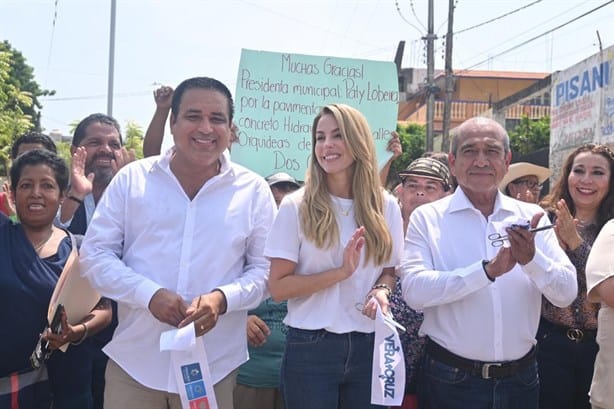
[
  {"xmin": 338, "ymin": 202, "xmax": 353, "ymax": 217},
  {"xmin": 33, "ymin": 229, "xmax": 54, "ymax": 254},
  {"xmin": 576, "ymin": 215, "xmax": 596, "ymax": 228}
]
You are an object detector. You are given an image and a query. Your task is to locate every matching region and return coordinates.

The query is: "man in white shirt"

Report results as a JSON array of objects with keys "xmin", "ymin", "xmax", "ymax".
[
  {"xmin": 400, "ymin": 117, "xmax": 577, "ymax": 409},
  {"xmin": 80, "ymin": 77, "xmax": 276, "ymax": 409}
]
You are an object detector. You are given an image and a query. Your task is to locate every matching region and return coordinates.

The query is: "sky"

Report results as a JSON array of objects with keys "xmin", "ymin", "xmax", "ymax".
[{"xmin": 1, "ymin": 0, "xmax": 613, "ymax": 145}]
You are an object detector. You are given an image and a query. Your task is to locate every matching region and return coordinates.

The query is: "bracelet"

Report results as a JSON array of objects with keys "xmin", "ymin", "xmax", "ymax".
[
  {"xmin": 67, "ymin": 195, "xmax": 84, "ymax": 205},
  {"xmin": 371, "ymin": 283, "xmax": 392, "ymax": 297},
  {"xmin": 71, "ymin": 322, "xmax": 89, "ymax": 345}
]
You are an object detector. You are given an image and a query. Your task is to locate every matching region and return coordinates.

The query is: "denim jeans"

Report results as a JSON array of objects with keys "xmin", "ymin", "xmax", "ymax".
[
  {"xmin": 537, "ymin": 320, "xmax": 598, "ymax": 409},
  {"xmin": 280, "ymin": 328, "xmax": 385, "ymax": 409},
  {"xmin": 417, "ymin": 350, "xmax": 539, "ymax": 409}
]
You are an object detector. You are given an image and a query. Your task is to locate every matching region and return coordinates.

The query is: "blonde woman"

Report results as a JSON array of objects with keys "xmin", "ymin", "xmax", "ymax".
[{"xmin": 266, "ymin": 104, "xmax": 404, "ymax": 409}]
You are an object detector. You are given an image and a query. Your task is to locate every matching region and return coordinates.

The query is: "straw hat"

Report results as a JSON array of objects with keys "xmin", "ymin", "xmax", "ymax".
[{"xmin": 499, "ymin": 162, "xmax": 551, "ymax": 192}]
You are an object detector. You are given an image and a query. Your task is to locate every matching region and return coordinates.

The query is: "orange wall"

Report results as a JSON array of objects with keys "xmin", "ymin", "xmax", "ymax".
[{"xmin": 452, "ymin": 78, "xmax": 540, "ymax": 102}]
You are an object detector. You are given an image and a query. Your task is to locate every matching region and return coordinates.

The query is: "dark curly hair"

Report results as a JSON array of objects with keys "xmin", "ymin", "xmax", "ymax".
[
  {"xmin": 10, "ymin": 149, "xmax": 69, "ymax": 194},
  {"xmin": 11, "ymin": 132, "xmax": 57, "ymax": 159}
]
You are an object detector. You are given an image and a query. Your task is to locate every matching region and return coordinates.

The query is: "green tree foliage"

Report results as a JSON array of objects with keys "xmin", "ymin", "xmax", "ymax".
[
  {"xmin": 0, "ymin": 41, "xmax": 54, "ymax": 130},
  {"xmin": 55, "ymin": 141, "xmax": 73, "ymax": 166},
  {"xmin": 384, "ymin": 122, "xmax": 427, "ymax": 187},
  {"xmin": 0, "ymin": 50, "xmax": 34, "ymax": 175},
  {"xmin": 508, "ymin": 115, "xmax": 550, "ymax": 156},
  {"xmin": 124, "ymin": 121, "xmax": 144, "ymax": 159},
  {"xmin": 68, "ymin": 119, "xmax": 80, "ymax": 136}
]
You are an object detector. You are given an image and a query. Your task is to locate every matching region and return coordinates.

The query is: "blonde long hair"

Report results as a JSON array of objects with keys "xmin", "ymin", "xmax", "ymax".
[{"xmin": 299, "ymin": 104, "xmax": 393, "ymax": 265}]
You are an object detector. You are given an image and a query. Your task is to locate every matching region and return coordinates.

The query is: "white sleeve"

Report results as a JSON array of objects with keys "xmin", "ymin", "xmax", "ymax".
[
  {"xmin": 215, "ymin": 179, "xmax": 277, "ymax": 312},
  {"xmin": 400, "ymin": 209, "xmax": 492, "ymax": 309},
  {"xmin": 586, "ymin": 221, "xmax": 614, "ymax": 302},
  {"xmin": 264, "ymin": 194, "xmax": 301, "ymax": 263},
  {"xmin": 80, "ymin": 171, "xmax": 162, "ymax": 310}
]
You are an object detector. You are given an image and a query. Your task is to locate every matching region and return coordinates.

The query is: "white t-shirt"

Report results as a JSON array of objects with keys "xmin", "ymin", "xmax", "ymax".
[{"xmin": 264, "ymin": 188, "xmax": 404, "ymax": 334}]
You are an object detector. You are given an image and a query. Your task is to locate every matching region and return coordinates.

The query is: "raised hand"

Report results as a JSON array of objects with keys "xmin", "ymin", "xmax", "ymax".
[
  {"xmin": 112, "ymin": 147, "xmax": 136, "ymax": 173},
  {"xmin": 386, "ymin": 131, "xmax": 402, "ymax": 160},
  {"xmin": 340, "ymin": 226, "xmax": 366, "ymax": 278},
  {"xmin": 515, "ymin": 188, "xmax": 536, "ymax": 204},
  {"xmin": 70, "ymin": 147, "xmax": 94, "ymax": 197},
  {"xmin": 506, "ymin": 212, "xmax": 544, "ymax": 265},
  {"xmin": 484, "ymin": 246, "xmax": 516, "ymax": 279},
  {"xmin": 553, "ymin": 199, "xmax": 583, "ymax": 251},
  {"xmin": 153, "ymin": 86, "xmax": 173, "ymax": 109},
  {"xmin": 2, "ymin": 181, "xmax": 16, "ymax": 217}
]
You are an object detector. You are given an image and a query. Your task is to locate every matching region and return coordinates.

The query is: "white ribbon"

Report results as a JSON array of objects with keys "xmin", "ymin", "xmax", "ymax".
[
  {"xmin": 371, "ymin": 300, "xmax": 406, "ymax": 406},
  {"xmin": 160, "ymin": 323, "xmax": 218, "ymax": 409}
]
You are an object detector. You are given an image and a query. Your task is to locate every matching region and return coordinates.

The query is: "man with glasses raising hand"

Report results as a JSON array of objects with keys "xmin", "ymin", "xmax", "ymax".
[{"xmin": 499, "ymin": 162, "xmax": 551, "ymax": 204}]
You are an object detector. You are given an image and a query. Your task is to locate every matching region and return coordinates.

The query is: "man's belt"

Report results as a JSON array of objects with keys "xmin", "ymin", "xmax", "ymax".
[{"xmin": 425, "ymin": 338, "xmax": 535, "ymax": 380}]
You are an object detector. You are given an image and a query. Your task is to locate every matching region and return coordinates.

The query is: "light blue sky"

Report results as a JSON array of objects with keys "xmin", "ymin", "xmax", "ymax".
[{"xmin": 1, "ymin": 0, "xmax": 613, "ymax": 144}]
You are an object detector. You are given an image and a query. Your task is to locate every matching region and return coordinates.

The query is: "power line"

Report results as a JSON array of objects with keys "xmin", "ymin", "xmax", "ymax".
[
  {"xmin": 436, "ymin": 0, "xmax": 459, "ymax": 34},
  {"xmin": 409, "ymin": 0, "xmax": 427, "ymax": 32},
  {"xmin": 394, "ymin": 0, "xmax": 424, "ymax": 35},
  {"xmin": 450, "ymin": 0, "xmax": 543, "ymax": 37},
  {"xmin": 44, "ymin": 0, "xmax": 59, "ymax": 86},
  {"xmin": 463, "ymin": 1, "xmax": 589, "ymax": 63},
  {"xmin": 40, "ymin": 90, "xmax": 150, "ymax": 102},
  {"xmin": 462, "ymin": 0, "xmax": 614, "ymax": 71}
]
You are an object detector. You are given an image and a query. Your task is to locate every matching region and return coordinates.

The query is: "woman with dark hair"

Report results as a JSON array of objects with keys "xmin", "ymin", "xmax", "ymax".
[
  {"xmin": 0, "ymin": 150, "xmax": 111, "ymax": 409},
  {"xmin": 266, "ymin": 104, "xmax": 404, "ymax": 409},
  {"xmin": 538, "ymin": 143, "xmax": 614, "ymax": 409}
]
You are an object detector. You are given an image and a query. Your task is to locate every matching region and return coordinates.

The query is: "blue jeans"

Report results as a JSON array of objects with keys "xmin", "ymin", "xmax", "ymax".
[
  {"xmin": 280, "ymin": 328, "xmax": 385, "ymax": 409},
  {"xmin": 417, "ymin": 351, "xmax": 539, "ymax": 409}
]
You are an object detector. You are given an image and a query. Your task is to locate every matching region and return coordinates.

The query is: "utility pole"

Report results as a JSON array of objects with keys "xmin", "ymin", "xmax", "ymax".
[
  {"xmin": 424, "ymin": 0, "xmax": 436, "ymax": 151},
  {"xmin": 441, "ymin": 0, "xmax": 455, "ymax": 153},
  {"xmin": 107, "ymin": 0, "xmax": 116, "ymax": 116}
]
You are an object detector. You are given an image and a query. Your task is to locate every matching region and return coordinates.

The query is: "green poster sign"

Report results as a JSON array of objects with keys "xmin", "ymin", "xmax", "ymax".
[{"xmin": 232, "ymin": 49, "xmax": 399, "ymax": 181}]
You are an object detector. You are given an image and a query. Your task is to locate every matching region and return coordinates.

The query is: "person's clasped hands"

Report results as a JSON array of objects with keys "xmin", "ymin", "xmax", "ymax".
[
  {"xmin": 485, "ymin": 213, "xmax": 544, "ymax": 280},
  {"xmin": 148, "ymin": 288, "xmax": 228, "ymax": 337}
]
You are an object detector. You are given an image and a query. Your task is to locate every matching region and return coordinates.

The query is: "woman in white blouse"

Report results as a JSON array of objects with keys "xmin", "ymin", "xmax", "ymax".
[{"xmin": 265, "ymin": 103, "xmax": 404, "ymax": 409}]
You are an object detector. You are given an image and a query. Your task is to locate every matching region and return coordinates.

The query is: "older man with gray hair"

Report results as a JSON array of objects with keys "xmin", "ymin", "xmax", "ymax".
[{"xmin": 400, "ymin": 117, "xmax": 576, "ymax": 409}]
